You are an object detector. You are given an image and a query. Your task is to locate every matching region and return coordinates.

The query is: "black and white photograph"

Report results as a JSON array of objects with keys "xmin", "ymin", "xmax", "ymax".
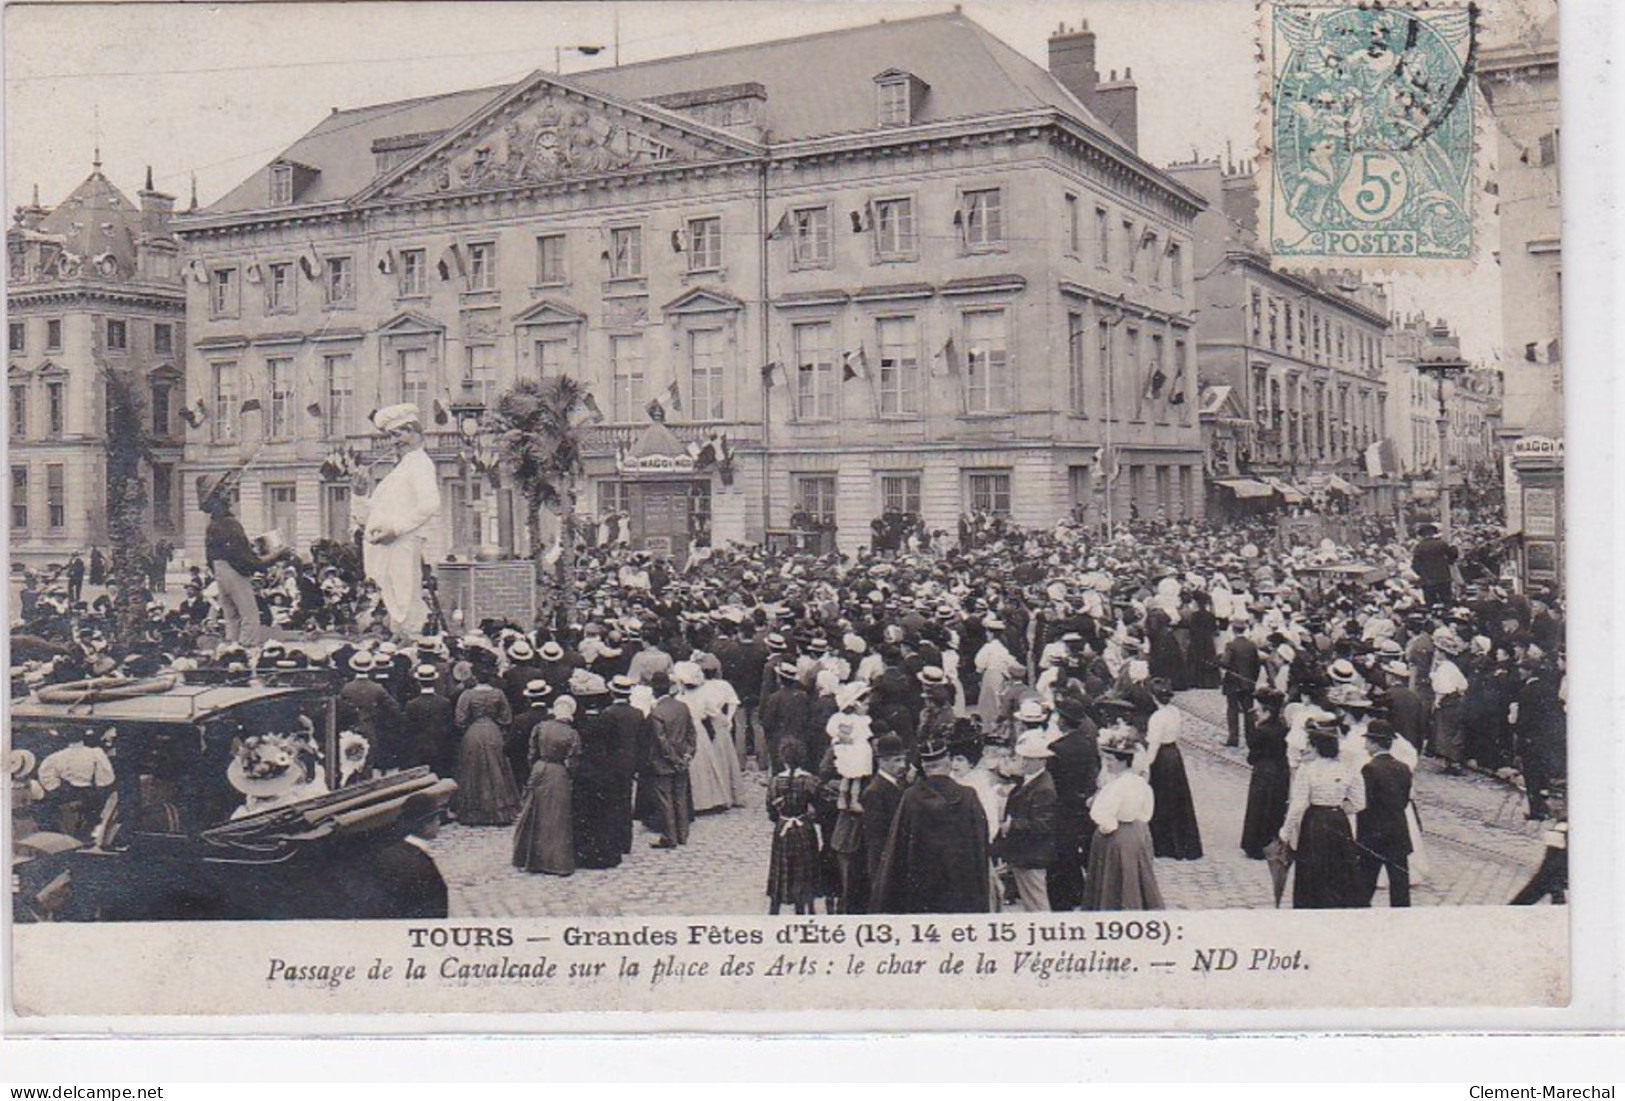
[{"xmin": 2, "ymin": 0, "xmax": 1586, "ymax": 1020}]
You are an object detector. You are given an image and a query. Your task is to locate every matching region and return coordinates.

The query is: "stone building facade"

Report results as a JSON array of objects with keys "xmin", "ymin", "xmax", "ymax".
[
  {"xmin": 173, "ymin": 12, "xmax": 1205, "ymax": 562},
  {"xmin": 6, "ymin": 164, "xmax": 185, "ymax": 570}
]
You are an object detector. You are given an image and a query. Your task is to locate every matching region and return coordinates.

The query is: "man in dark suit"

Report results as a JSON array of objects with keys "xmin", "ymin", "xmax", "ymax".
[
  {"xmin": 1218, "ymin": 619, "xmax": 1261, "ymax": 748},
  {"xmin": 723, "ymin": 621, "xmax": 768, "ymax": 769},
  {"xmin": 1410, "ymin": 523, "xmax": 1458, "ymax": 608},
  {"xmin": 602, "ymin": 675, "xmax": 650, "ymax": 855},
  {"xmin": 1357, "ymin": 722, "xmax": 1413, "ymax": 907},
  {"xmin": 859, "ymin": 734, "xmax": 910, "ymax": 893},
  {"xmin": 645, "ymin": 671, "xmax": 695, "ymax": 849},
  {"xmin": 1045, "ymin": 693, "xmax": 1100, "ymax": 911},
  {"xmin": 759, "ymin": 661, "xmax": 812, "ymax": 773},
  {"xmin": 402, "ymin": 664, "xmax": 458, "ymax": 776},
  {"xmin": 338, "ymin": 652, "xmax": 403, "ymax": 774},
  {"xmin": 871, "ymin": 739, "xmax": 990, "ymax": 914},
  {"xmin": 996, "ymin": 730, "xmax": 1059, "ymax": 912}
]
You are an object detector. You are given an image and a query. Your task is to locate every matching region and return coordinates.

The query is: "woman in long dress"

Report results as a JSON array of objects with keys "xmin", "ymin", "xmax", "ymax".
[
  {"xmin": 1184, "ymin": 591, "xmax": 1221, "ymax": 690},
  {"xmin": 1280, "ymin": 718, "xmax": 1367, "ymax": 908},
  {"xmin": 675, "ymin": 661, "xmax": 742, "ymax": 813},
  {"xmin": 1240, "ymin": 688, "xmax": 1291, "ymax": 859},
  {"xmin": 451, "ymin": 668, "xmax": 520, "ymax": 826},
  {"xmin": 512, "ymin": 696, "xmax": 580, "ymax": 875},
  {"xmin": 1085, "ymin": 724, "xmax": 1164, "ymax": 911},
  {"xmin": 571, "ymin": 686, "xmax": 623, "ymax": 870},
  {"xmin": 1144, "ymin": 680, "xmax": 1203, "ymax": 860}
]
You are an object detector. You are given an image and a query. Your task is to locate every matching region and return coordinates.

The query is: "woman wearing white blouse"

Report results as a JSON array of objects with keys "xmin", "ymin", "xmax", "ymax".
[
  {"xmin": 1280, "ymin": 720, "xmax": 1367, "ymax": 908},
  {"xmin": 1084, "ymin": 725, "xmax": 1164, "ymax": 911}
]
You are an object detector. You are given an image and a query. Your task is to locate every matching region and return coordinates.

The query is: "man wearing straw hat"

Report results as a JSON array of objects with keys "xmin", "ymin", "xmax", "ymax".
[{"xmin": 354, "ymin": 404, "xmax": 441, "ymax": 640}]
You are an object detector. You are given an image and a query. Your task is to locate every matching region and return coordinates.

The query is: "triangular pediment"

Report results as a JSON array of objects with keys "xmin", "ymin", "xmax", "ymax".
[
  {"xmin": 377, "ymin": 310, "xmax": 444, "ymax": 336},
  {"xmin": 512, "ymin": 298, "xmax": 586, "ymax": 327},
  {"xmin": 8, "ymin": 363, "xmax": 32, "ymax": 380},
  {"xmin": 356, "ymin": 71, "xmax": 761, "ymax": 204},
  {"xmin": 1199, "ymin": 384, "xmax": 1248, "ymax": 422},
  {"xmin": 37, "ymin": 360, "xmax": 67, "ymax": 378},
  {"xmin": 662, "ymin": 286, "xmax": 744, "ymax": 315}
]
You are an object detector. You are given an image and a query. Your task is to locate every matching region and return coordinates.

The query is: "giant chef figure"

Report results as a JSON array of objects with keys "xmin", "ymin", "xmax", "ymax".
[{"xmin": 355, "ymin": 404, "xmax": 441, "ymax": 639}]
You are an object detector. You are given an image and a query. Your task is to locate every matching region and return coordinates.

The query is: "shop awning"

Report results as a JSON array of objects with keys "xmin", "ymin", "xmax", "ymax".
[
  {"xmin": 1265, "ymin": 477, "xmax": 1306, "ymax": 504},
  {"xmin": 1325, "ymin": 473, "xmax": 1361, "ymax": 495},
  {"xmin": 1212, "ymin": 478, "xmax": 1275, "ymax": 499}
]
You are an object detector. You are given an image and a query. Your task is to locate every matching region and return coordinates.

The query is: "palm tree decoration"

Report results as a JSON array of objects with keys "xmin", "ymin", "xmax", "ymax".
[
  {"xmin": 488, "ymin": 375, "xmax": 589, "ymax": 629},
  {"xmin": 101, "ymin": 366, "xmax": 157, "ymax": 647}
]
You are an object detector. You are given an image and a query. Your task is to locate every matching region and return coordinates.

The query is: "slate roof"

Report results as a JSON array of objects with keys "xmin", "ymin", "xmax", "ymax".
[
  {"xmin": 199, "ymin": 11, "xmax": 1138, "ymax": 219},
  {"xmin": 30, "ymin": 170, "xmax": 146, "ymax": 275}
]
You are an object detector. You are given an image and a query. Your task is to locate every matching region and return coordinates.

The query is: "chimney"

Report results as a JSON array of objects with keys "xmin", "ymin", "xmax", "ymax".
[
  {"xmin": 1093, "ymin": 66, "xmax": 1139, "ymax": 152},
  {"xmin": 137, "ymin": 165, "xmax": 176, "ymax": 237},
  {"xmin": 1048, "ymin": 20, "xmax": 1099, "ymax": 106}
]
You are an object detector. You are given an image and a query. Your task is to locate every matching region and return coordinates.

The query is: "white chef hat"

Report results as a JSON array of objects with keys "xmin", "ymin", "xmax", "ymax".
[{"xmin": 372, "ymin": 403, "xmax": 423, "ymax": 433}]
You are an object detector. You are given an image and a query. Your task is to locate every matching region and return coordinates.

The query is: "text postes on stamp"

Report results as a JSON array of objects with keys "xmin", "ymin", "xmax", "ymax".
[{"xmin": 1265, "ymin": 2, "xmax": 1478, "ymax": 264}]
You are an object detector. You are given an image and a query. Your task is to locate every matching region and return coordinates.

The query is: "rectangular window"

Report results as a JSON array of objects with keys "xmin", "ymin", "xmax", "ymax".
[
  {"xmin": 534, "ymin": 337, "xmax": 570, "ymax": 379},
  {"xmin": 266, "ymin": 262, "xmax": 295, "ymax": 312},
  {"xmin": 8, "ymin": 322, "xmax": 24, "ymax": 354},
  {"xmin": 1251, "ymin": 290, "xmax": 1263, "ymax": 340},
  {"xmin": 967, "ymin": 471, "xmax": 1012, "ymax": 517},
  {"xmin": 1065, "ymin": 193, "xmax": 1080, "ymax": 254},
  {"xmin": 795, "ymin": 474, "xmax": 837, "ymax": 524},
  {"xmin": 1123, "ymin": 326, "xmax": 1140, "ymax": 419},
  {"xmin": 45, "ymin": 319, "xmax": 62, "ymax": 352},
  {"xmin": 1168, "ymin": 242, "xmax": 1183, "ymax": 292},
  {"xmin": 212, "ymin": 361, "xmax": 238, "ymax": 441},
  {"xmin": 874, "ymin": 197, "xmax": 916, "ymax": 259},
  {"xmin": 325, "ymin": 256, "xmax": 354, "ymax": 306},
  {"xmin": 152, "ymin": 322, "xmax": 171, "ymax": 356},
  {"xmin": 210, "ymin": 268, "xmax": 238, "ymax": 316},
  {"xmin": 1151, "ymin": 334, "xmax": 1167, "ymax": 422},
  {"xmin": 609, "ymin": 334, "xmax": 645, "ymax": 422},
  {"xmin": 687, "ymin": 217, "xmax": 722, "ymax": 272},
  {"xmin": 877, "ymin": 80, "xmax": 910, "ymax": 126},
  {"xmin": 598, "ymin": 481, "xmax": 631, "ymax": 518},
  {"xmin": 1175, "ymin": 339, "xmax": 1191, "ymax": 424},
  {"xmin": 466, "ymin": 242, "xmax": 496, "ymax": 291},
  {"xmin": 962, "ymin": 188, "xmax": 1003, "ymax": 249},
  {"xmin": 963, "ymin": 309, "xmax": 1010, "ymax": 413},
  {"xmin": 267, "ymin": 357, "xmax": 293, "ymax": 439},
  {"xmin": 323, "ymin": 484, "xmax": 352, "ymax": 543},
  {"xmin": 464, "ymin": 344, "xmax": 497, "ymax": 411},
  {"xmin": 535, "ymin": 235, "xmax": 566, "ymax": 285},
  {"xmin": 10, "ymin": 384, "xmax": 28, "ymax": 439},
  {"xmin": 397, "ymin": 348, "xmax": 429, "ymax": 414},
  {"xmin": 1095, "ymin": 207, "xmax": 1110, "ymax": 267},
  {"xmin": 10, "ymin": 466, "xmax": 27, "ymax": 530},
  {"xmin": 792, "ymin": 321, "xmax": 836, "ymax": 420},
  {"xmin": 265, "ymin": 484, "xmax": 298, "ymax": 551},
  {"xmin": 609, "ymin": 226, "xmax": 643, "ymax": 279},
  {"xmin": 304, "ymin": 357, "xmax": 345, "ymax": 448},
  {"xmin": 398, "ymin": 249, "xmax": 427, "ymax": 295},
  {"xmin": 270, "ymin": 164, "xmax": 295, "ymax": 206},
  {"xmin": 1122, "ymin": 219, "xmax": 1137, "ymax": 276},
  {"xmin": 150, "ymin": 464, "xmax": 173, "ymax": 533},
  {"xmin": 792, "ymin": 206, "xmax": 831, "ymax": 266},
  {"xmin": 880, "ymin": 473, "xmax": 921, "ymax": 517},
  {"xmin": 876, "ymin": 315, "xmax": 920, "ymax": 416},
  {"xmin": 1067, "ymin": 310, "xmax": 1087, "ymax": 414},
  {"xmin": 149, "ymin": 382, "xmax": 169, "ymax": 438},
  {"xmin": 105, "ymin": 318, "xmax": 127, "ymax": 352},
  {"xmin": 687, "ymin": 327, "xmax": 726, "ymax": 421},
  {"xmin": 1267, "ymin": 297, "xmax": 1279, "ymax": 349}
]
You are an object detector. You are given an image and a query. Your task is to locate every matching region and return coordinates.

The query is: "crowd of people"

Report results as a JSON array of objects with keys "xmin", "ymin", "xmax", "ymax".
[{"xmin": 10, "ymin": 497, "xmax": 1569, "ymax": 912}]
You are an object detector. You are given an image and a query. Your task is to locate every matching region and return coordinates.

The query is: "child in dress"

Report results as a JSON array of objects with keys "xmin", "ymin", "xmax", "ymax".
[{"xmin": 827, "ymin": 682, "xmax": 874, "ymax": 811}]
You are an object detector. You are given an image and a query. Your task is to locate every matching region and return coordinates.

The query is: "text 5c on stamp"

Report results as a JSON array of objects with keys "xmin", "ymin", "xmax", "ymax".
[{"xmin": 1263, "ymin": 2, "xmax": 1479, "ymax": 263}]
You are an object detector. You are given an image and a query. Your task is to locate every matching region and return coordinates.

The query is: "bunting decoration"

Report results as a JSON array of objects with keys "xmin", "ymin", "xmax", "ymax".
[
  {"xmin": 1142, "ymin": 365, "xmax": 1168, "ymax": 402},
  {"xmin": 298, "ymin": 244, "xmax": 322, "ymax": 281},
  {"xmin": 670, "ymin": 229, "xmax": 688, "ymax": 253},
  {"xmin": 180, "ymin": 397, "xmax": 208, "ymax": 429},
  {"xmin": 767, "ymin": 210, "xmax": 792, "ymax": 240},
  {"xmin": 436, "ymin": 243, "xmax": 465, "ymax": 282},
  {"xmin": 842, "ymin": 346, "xmax": 870, "ymax": 382},
  {"xmin": 931, "ymin": 336, "xmax": 959, "ymax": 378},
  {"xmin": 580, "ymin": 393, "xmax": 606, "ymax": 424},
  {"xmin": 244, "ymin": 260, "xmax": 264, "ymax": 285},
  {"xmin": 187, "ymin": 258, "xmax": 209, "ymax": 284},
  {"xmin": 760, "ymin": 361, "xmax": 788, "ymax": 389},
  {"xmin": 664, "ymin": 379, "xmax": 683, "ymax": 412},
  {"xmin": 377, "ymin": 249, "xmax": 396, "ymax": 276}
]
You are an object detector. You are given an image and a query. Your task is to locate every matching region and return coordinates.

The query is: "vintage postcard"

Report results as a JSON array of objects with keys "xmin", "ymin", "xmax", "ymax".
[{"xmin": 3, "ymin": 0, "xmax": 1581, "ymax": 1027}]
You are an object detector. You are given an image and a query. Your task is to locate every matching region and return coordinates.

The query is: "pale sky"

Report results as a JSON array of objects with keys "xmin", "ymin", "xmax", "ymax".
[{"xmin": 3, "ymin": 0, "xmax": 1561, "ymax": 361}]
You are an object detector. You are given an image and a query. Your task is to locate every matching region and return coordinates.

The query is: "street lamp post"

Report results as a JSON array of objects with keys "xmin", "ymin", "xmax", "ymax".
[
  {"xmin": 1416, "ymin": 323, "xmax": 1468, "ymax": 541},
  {"xmin": 449, "ymin": 397, "xmax": 487, "ymax": 557}
]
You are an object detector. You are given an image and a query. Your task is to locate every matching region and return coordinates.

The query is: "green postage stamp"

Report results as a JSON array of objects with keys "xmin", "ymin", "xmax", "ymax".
[{"xmin": 1264, "ymin": 2, "xmax": 1478, "ymax": 263}]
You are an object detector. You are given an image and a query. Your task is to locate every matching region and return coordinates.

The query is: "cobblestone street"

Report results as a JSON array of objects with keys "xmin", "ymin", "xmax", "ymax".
[{"xmin": 427, "ymin": 690, "xmax": 1552, "ymax": 917}]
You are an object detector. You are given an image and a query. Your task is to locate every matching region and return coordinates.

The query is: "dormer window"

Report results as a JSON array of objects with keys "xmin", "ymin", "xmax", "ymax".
[
  {"xmin": 877, "ymin": 79, "xmax": 911, "ymax": 126},
  {"xmin": 874, "ymin": 70, "xmax": 928, "ymax": 127},
  {"xmin": 270, "ymin": 164, "xmax": 294, "ymax": 206}
]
